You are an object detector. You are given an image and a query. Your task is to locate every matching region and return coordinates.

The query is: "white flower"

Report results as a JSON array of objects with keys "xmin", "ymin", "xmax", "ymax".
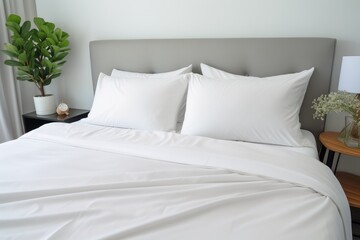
[{"xmin": 312, "ymin": 91, "xmax": 360, "ymax": 124}]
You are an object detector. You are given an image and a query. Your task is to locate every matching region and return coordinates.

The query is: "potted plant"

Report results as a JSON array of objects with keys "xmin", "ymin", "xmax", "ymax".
[{"xmin": 2, "ymin": 14, "xmax": 70, "ymax": 115}]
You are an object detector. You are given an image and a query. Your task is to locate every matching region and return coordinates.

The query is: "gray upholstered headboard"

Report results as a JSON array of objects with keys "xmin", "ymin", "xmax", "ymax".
[{"xmin": 89, "ymin": 38, "xmax": 336, "ymax": 143}]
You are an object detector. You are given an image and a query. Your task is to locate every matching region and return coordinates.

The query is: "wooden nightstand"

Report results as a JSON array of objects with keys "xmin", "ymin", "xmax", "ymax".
[
  {"xmin": 319, "ymin": 132, "xmax": 360, "ymax": 173},
  {"xmin": 319, "ymin": 131, "xmax": 360, "ymax": 237},
  {"xmin": 22, "ymin": 108, "xmax": 89, "ymax": 133}
]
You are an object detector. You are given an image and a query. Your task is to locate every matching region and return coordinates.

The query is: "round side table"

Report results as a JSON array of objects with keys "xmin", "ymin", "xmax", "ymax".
[{"xmin": 319, "ymin": 132, "xmax": 360, "ymax": 173}]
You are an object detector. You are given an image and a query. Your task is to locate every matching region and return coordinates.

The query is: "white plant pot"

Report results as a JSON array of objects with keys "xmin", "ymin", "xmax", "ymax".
[{"xmin": 33, "ymin": 94, "xmax": 56, "ymax": 115}]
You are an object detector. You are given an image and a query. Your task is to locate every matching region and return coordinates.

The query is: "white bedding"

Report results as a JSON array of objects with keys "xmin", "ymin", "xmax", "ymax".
[
  {"xmin": 271, "ymin": 129, "xmax": 319, "ymax": 159},
  {"xmin": 0, "ymin": 122, "xmax": 351, "ymax": 240}
]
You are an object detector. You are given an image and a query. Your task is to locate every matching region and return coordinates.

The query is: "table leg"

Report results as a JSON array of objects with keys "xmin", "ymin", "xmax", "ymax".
[
  {"xmin": 319, "ymin": 144, "xmax": 326, "ymax": 162},
  {"xmin": 326, "ymin": 150, "xmax": 335, "ymax": 170},
  {"xmin": 334, "ymin": 153, "xmax": 341, "ymax": 173}
]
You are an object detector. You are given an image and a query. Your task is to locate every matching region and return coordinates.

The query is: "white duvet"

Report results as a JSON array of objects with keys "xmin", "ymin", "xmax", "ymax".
[{"xmin": 0, "ymin": 122, "xmax": 351, "ymax": 240}]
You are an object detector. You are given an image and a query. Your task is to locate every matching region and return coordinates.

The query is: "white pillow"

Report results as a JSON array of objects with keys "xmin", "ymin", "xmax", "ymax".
[
  {"xmin": 111, "ymin": 65, "xmax": 192, "ymax": 78},
  {"xmin": 85, "ymin": 73, "xmax": 189, "ymax": 131},
  {"xmin": 181, "ymin": 69, "xmax": 314, "ymax": 147},
  {"xmin": 111, "ymin": 65, "xmax": 192, "ymax": 123},
  {"xmin": 201, "ymin": 63, "xmax": 242, "ymax": 79}
]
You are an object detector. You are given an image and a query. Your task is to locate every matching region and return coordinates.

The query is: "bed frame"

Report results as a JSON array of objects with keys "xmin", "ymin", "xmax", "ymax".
[{"xmin": 89, "ymin": 38, "xmax": 336, "ymax": 145}]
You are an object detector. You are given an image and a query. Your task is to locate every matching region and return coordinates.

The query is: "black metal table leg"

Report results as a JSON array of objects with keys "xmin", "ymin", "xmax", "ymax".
[
  {"xmin": 326, "ymin": 150, "xmax": 335, "ymax": 170},
  {"xmin": 319, "ymin": 144, "xmax": 326, "ymax": 162},
  {"xmin": 334, "ymin": 153, "xmax": 342, "ymax": 173}
]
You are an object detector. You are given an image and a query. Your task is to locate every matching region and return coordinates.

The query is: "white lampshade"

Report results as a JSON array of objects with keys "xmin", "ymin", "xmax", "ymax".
[{"xmin": 338, "ymin": 56, "xmax": 360, "ymax": 93}]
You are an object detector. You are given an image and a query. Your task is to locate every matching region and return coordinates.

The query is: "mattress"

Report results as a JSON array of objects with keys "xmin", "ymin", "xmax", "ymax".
[{"xmin": 0, "ymin": 122, "xmax": 351, "ymax": 240}]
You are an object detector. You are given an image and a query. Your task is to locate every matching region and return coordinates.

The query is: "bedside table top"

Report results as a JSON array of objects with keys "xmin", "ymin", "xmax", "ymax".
[
  {"xmin": 23, "ymin": 108, "xmax": 89, "ymax": 122},
  {"xmin": 319, "ymin": 132, "xmax": 360, "ymax": 158}
]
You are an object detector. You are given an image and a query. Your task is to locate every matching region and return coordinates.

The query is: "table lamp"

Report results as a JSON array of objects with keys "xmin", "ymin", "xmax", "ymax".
[{"xmin": 338, "ymin": 56, "xmax": 360, "ymax": 93}]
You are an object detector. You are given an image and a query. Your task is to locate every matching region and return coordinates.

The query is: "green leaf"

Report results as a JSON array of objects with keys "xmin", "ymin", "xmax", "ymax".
[
  {"xmin": 18, "ymin": 66, "xmax": 32, "ymax": 74},
  {"xmin": 54, "ymin": 52, "xmax": 68, "ymax": 61},
  {"xmin": 5, "ymin": 25, "xmax": 18, "ymax": 34},
  {"xmin": 46, "ymin": 22, "xmax": 55, "ymax": 32},
  {"xmin": 40, "ymin": 40, "xmax": 50, "ymax": 49},
  {"xmin": 52, "ymin": 72, "xmax": 61, "ymax": 78},
  {"xmin": 59, "ymin": 40, "xmax": 69, "ymax": 48},
  {"xmin": 40, "ymin": 47, "xmax": 51, "ymax": 58},
  {"xmin": 59, "ymin": 47, "xmax": 71, "ymax": 52},
  {"xmin": 43, "ymin": 67, "xmax": 50, "ymax": 77},
  {"xmin": 54, "ymin": 28, "xmax": 62, "ymax": 39},
  {"xmin": 39, "ymin": 25, "xmax": 50, "ymax": 35},
  {"xmin": 50, "ymin": 33, "xmax": 59, "ymax": 43},
  {"xmin": 46, "ymin": 37, "xmax": 56, "ymax": 45},
  {"xmin": 62, "ymin": 31, "xmax": 69, "ymax": 38},
  {"xmin": 33, "ymin": 68, "xmax": 39, "ymax": 78},
  {"xmin": 52, "ymin": 45, "xmax": 60, "ymax": 54},
  {"xmin": 29, "ymin": 56, "xmax": 35, "ymax": 69},
  {"xmin": 16, "ymin": 75, "xmax": 31, "ymax": 81},
  {"xmin": 14, "ymin": 37, "xmax": 25, "ymax": 48},
  {"xmin": 5, "ymin": 60, "xmax": 23, "ymax": 67},
  {"xmin": 18, "ymin": 52, "xmax": 27, "ymax": 63},
  {"xmin": 24, "ymin": 40, "xmax": 34, "ymax": 52},
  {"xmin": 17, "ymin": 69, "xmax": 32, "ymax": 76},
  {"xmin": 7, "ymin": 14, "xmax": 21, "ymax": 24},
  {"xmin": 52, "ymin": 68, "xmax": 61, "ymax": 74},
  {"xmin": 4, "ymin": 42, "xmax": 16, "ymax": 49},
  {"xmin": 43, "ymin": 79, "xmax": 51, "ymax": 86},
  {"xmin": 33, "ymin": 17, "xmax": 45, "ymax": 29},
  {"xmin": 22, "ymin": 31, "xmax": 32, "ymax": 41},
  {"xmin": 20, "ymin": 21, "xmax": 31, "ymax": 36},
  {"xmin": 1, "ymin": 50, "xmax": 18, "ymax": 58},
  {"xmin": 56, "ymin": 60, "xmax": 66, "ymax": 66},
  {"xmin": 6, "ymin": 21, "xmax": 21, "ymax": 33},
  {"xmin": 4, "ymin": 43, "xmax": 19, "ymax": 53},
  {"xmin": 38, "ymin": 31, "xmax": 47, "ymax": 40},
  {"xmin": 43, "ymin": 59, "xmax": 53, "ymax": 69}
]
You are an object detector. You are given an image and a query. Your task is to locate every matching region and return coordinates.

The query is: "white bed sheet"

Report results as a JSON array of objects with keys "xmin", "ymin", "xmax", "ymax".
[
  {"xmin": 270, "ymin": 129, "xmax": 319, "ymax": 159},
  {"xmin": 0, "ymin": 122, "xmax": 351, "ymax": 240}
]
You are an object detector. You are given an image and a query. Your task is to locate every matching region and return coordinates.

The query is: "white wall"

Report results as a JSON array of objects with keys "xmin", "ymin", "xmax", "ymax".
[{"xmin": 36, "ymin": 0, "xmax": 360, "ymax": 173}]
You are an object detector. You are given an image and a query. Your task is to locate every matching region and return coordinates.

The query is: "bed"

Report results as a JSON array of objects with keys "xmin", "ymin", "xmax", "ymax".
[{"xmin": 0, "ymin": 38, "xmax": 352, "ymax": 240}]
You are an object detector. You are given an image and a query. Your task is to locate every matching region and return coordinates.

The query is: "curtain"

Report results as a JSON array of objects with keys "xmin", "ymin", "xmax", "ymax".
[{"xmin": 0, "ymin": 0, "xmax": 37, "ymax": 143}]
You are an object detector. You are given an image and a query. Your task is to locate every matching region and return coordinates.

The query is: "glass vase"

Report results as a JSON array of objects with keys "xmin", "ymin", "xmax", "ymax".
[{"xmin": 338, "ymin": 116, "xmax": 360, "ymax": 148}]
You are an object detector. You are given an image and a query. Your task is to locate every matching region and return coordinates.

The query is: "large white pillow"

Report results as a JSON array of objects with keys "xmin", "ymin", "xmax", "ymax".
[
  {"xmin": 181, "ymin": 69, "xmax": 314, "ymax": 147},
  {"xmin": 111, "ymin": 65, "xmax": 192, "ymax": 123},
  {"xmin": 85, "ymin": 73, "xmax": 189, "ymax": 131},
  {"xmin": 111, "ymin": 65, "xmax": 192, "ymax": 78}
]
